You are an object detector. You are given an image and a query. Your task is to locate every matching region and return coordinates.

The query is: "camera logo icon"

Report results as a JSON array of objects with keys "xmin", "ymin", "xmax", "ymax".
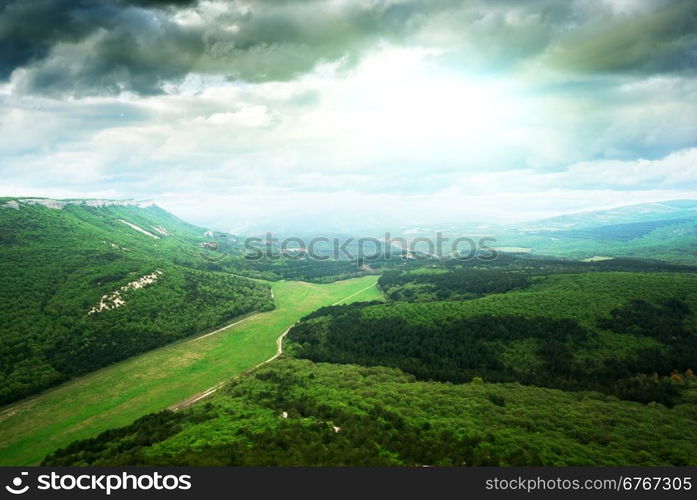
[{"xmin": 5, "ymin": 472, "xmax": 29, "ymax": 495}]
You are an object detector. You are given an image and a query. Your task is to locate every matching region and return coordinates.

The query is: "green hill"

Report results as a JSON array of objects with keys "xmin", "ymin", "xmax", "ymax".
[
  {"xmin": 5, "ymin": 200, "xmax": 697, "ymax": 467},
  {"xmin": 43, "ymin": 358, "xmax": 697, "ymax": 466},
  {"xmin": 495, "ymin": 200, "xmax": 697, "ymax": 263},
  {"xmin": 43, "ymin": 261, "xmax": 697, "ymax": 466},
  {"xmin": 0, "ymin": 198, "xmax": 273, "ymax": 404},
  {"xmin": 290, "ymin": 270, "xmax": 697, "ymax": 405},
  {"xmin": 0, "ymin": 276, "xmax": 381, "ymax": 466}
]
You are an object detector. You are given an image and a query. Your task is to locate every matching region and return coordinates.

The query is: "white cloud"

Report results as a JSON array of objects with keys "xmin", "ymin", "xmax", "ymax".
[{"xmin": 1, "ymin": 5, "xmax": 696, "ymax": 232}]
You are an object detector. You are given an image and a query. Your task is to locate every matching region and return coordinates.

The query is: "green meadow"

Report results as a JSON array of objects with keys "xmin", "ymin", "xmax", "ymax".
[{"xmin": 0, "ymin": 275, "xmax": 382, "ymax": 466}]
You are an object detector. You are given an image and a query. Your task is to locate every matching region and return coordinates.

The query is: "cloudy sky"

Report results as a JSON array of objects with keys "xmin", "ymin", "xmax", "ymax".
[{"xmin": 1, "ymin": 0, "xmax": 696, "ymax": 231}]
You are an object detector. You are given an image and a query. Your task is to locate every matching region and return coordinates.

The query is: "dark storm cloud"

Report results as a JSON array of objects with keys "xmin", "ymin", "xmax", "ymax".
[
  {"xmin": 1, "ymin": 0, "xmax": 455, "ymax": 96},
  {"xmin": 0, "ymin": 0, "xmax": 197, "ymax": 80},
  {"xmin": 14, "ymin": 6, "xmax": 205, "ymax": 96},
  {"xmin": 119, "ymin": 0, "xmax": 197, "ymax": 5},
  {"xmin": 0, "ymin": 0, "xmax": 108, "ymax": 80},
  {"xmin": 1, "ymin": 0, "xmax": 696, "ymax": 97},
  {"xmin": 545, "ymin": 0, "xmax": 697, "ymax": 75}
]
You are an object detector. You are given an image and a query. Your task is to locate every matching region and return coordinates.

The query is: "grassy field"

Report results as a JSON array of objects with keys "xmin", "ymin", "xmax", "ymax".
[{"xmin": 0, "ymin": 275, "xmax": 382, "ymax": 465}]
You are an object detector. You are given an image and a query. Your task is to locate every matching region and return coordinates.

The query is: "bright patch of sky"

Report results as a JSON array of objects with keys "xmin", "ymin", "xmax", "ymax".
[{"xmin": 1, "ymin": 0, "xmax": 696, "ymax": 232}]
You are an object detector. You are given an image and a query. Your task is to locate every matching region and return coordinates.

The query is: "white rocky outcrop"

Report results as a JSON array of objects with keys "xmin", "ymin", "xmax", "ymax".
[
  {"xmin": 19, "ymin": 198, "xmax": 69, "ymax": 209},
  {"xmin": 9, "ymin": 198, "xmax": 151, "ymax": 210},
  {"xmin": 119, "ymin": 219, "xmax": 160, "ymax": 239},
  {"xmin": 89, "ymin": 270, "xmax": 163, "ymax": 314},
  {"xmin": 102, "ymin": 241, "xmax": 130, "ymax": 251},
  {"xmin": 84, "ymin": 199, "xmax": 139, "ymax": 208},
  {"xmin": 151, "ymin": 225, "xmax": 171, "ymax": 236}
]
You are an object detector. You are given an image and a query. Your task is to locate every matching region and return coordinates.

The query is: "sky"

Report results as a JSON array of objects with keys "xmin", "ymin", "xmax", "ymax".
[{"xmin": 1, "ymin": 0, "xmax": 697, "ymax": 232}]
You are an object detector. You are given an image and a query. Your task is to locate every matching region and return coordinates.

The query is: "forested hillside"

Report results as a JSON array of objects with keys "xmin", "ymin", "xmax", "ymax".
[
  {"xmin": 290, "ymin": 271, "xmax": 697, "ymax": 405},
  {"xmin": 6, "ymin": 201, "xmax": 697, "ymax": 466},
  {"xmin": 212, "ymin": 257, "xmax": 370, "ymax": 283},
  {"xmin": 0, "ymin": 199, "xmax": 273, "ymax": 404},
  {"xmin": 43, "ymin": 359, "xmax": 697, "ymax": 466},
  {"xmin": 377, "ymin": 254, "xmax": 697, "ymax": 302},
  {"xmin": 43, "ymin": 256, "xmax": 697, "ymax": 466}
]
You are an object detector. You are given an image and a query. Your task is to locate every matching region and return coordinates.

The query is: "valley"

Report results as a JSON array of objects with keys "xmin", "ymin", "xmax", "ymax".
[
  {"xmin": 41, "ymin": 257, "xmax": 697, "ymax": 467},
  {"xmin": 4, "ymin": 0, "xmax": 697, "ymax": 475},
  {"xmin": 2, "ymin": 197, "xmax": 697, "ymax": 467},
  {"xmin": 0, "ymin": 275, "xmax": 382, "ymax": 465}
]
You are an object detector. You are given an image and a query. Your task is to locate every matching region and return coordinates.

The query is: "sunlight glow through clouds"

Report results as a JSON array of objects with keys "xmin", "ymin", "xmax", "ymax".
[
  {"xmin": 1, "ymin": 0, "xmax": 696, "ymax": 231},
  {"xmin": 322, "ymin": 48, "xmax": 521, "ymax": 153}
]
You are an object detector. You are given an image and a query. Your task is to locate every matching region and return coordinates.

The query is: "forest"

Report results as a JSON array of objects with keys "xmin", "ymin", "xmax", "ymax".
[
  {"xmin": 43, "ymin": 359, "xmax": 697, "ymax": 466},
  {"xmin": 40, "ymin": 259, "xmax": 697, "ymax": 467},
  {"xmin": 5, "ymin": 200, "xmax": 697, "ymax": 467},
  {"xmin": 377, "ymin": 268, "xmax": 531, "ymax": 300},
  {"xmin": 289, "ymin": 269, "xmax": 697, "ymax": 406},
  {"xmin": 377, "ymin": 254, "xmax": 697, "ymax": 301},
  {"xmin": 289, "ymin": 302, "xmax": 695, "ymax": 406},
  {"xmin": 0, "ymin": 201, "xmax": 273, "ymax": 404}
]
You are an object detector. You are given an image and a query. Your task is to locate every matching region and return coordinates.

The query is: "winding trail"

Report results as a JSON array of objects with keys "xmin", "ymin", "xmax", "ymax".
[
  {"xmin": 170, "ymin": 325, "xmax": 292, "ymax": 411},
  {"xmin": 0, "ymin": 315, "xmax": 257, "ymax": 421},
  {"xmin": 0, "ymin": 275, "xmax": 382, "ymax": 466},
  {"xmin": 169, "ymin": 282, "xmax": 378, "ymax": 410}
]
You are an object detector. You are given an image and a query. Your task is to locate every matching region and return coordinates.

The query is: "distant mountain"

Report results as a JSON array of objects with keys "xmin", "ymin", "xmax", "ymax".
[
  {"xmin": 493, "ymin": 200, "xmax": 697, "ymax": 263},
  {"xmin": 516, "ymin": 200, "xmax": 697, "ymax": 232},
  {"xmin": 0, "ymin": 198, "xmax": 273, "ymax": 405},
  {"xmin": 375, "ymin": 200, "xmax": 697, "ymax": 264}
]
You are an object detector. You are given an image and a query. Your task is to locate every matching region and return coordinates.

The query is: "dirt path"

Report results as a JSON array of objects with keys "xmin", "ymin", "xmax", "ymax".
[
  {"xmin": 169, "ymin": 283, "xmax": 375, "ymax": 411},
  {"xmin": 183, "ymin": 315, "xmax": 255, "ymax": 344},
  {"xmin": 0, "ymin": 312, "xmax": 259, "ymax": 421},
  {"xmin": 174, "ymin": 282, "xmax": 350, "ymax": 420},
  {"xmin": 332, "ymin": 282, "xmax": 378, "ymax": 305},
  {"xmin": 0, "ymin": 282, "xmax": 380, "ymax": 419},
  {"xmin": 169, "ymin": 326, "xmax": 291, "ymax": 411}
]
